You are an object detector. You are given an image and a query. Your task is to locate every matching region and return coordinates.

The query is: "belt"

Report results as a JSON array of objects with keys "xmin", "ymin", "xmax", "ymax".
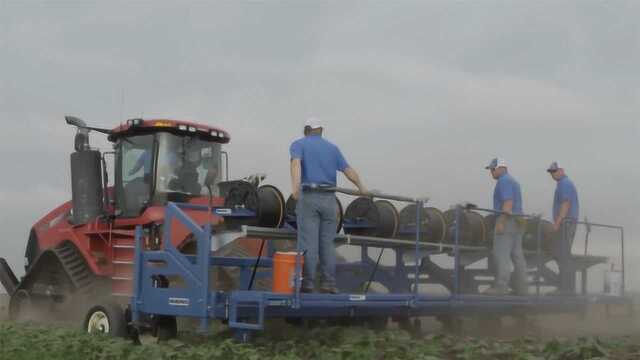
[{"xmin": 301, "ymin": 183, "xmax": 335, "ymax": 193}]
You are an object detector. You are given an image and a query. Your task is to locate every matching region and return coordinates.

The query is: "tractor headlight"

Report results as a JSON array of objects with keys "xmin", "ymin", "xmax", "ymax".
[{"xmin": 127, "ymin": 118, "xmax": 143, "ymax": 127}]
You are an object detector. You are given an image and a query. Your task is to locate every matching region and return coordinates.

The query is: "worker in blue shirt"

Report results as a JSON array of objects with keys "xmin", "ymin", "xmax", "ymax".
[
  {"xmin": 547, "ymin": 161, "xmax": 580, "ymax": 294},
  {"xmin": 483, "ymin": 158, "xmax": 528, "ymax": 296},
  {"xmin": 290, "ymin": 118, "xmax": 367, "ymax": 294}
]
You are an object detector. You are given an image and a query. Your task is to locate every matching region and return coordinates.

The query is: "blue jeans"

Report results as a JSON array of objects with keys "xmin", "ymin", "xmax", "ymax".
[
  {"xmin": 492, "ymin": 218, "xmax": 528, "ymax": 294},
  {"xmin": 296, "ymin": 191, "xmax": 338, "ymax": 289},
  {"xmin": 551, "ymin": 221, "xmax": 577, "ymax": 293}
]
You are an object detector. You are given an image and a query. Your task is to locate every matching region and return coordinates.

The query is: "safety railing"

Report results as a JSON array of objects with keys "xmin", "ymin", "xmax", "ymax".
[{"xmin": 572, "ymin": 218, "xmax": 625, "ymax": 296}]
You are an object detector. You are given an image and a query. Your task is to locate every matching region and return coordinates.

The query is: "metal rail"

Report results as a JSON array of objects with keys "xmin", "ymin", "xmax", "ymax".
[
  {"xmin": 567, "ymin": 218, "xmax": 625, "ymax": 295},
  {"xmin": 325, "ymin": 186, "xmax": 428, "ymax": 203},
  {"xmin": 239, "ymin": 226, "xmax": 485, "ymax": 251}
]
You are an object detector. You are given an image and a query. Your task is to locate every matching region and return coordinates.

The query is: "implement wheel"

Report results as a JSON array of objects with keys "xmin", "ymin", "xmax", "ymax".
[{"xmin": 84, "ymin": 303, "xmax": 127, "ymax": 337}]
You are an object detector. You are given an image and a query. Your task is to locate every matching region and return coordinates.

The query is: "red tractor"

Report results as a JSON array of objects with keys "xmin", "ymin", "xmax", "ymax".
[{"xmin": 0, "ymin": 117, "xmax": 285, "ymax": 338}]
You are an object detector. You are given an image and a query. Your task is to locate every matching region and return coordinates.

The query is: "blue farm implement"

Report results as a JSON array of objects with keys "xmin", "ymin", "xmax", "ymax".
[{"xmin": 128, "ymin": 188, "xmax": 631, "ymax": 342}]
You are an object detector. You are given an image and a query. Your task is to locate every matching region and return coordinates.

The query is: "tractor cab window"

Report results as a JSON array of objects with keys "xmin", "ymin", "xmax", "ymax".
[
  {"xmin": 116, "ymin": 135, "xmax": 154, "ymax": 216},
  {"xmin": 155, "ymin": 133, "xmax": 221, "ymax": 199}
]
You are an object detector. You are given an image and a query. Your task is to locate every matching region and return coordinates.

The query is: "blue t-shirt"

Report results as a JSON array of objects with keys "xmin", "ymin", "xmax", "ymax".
[
  {"xmin": 289, "ymin": 135, "xmax": 349, "ymax": 187},
  {"xmin": 553, "ymin": 176, "xmax": 579, "ymax": 221},
  {"xmin": 493, "ymin": 172, "xmax": 523, "ymax": 215}
]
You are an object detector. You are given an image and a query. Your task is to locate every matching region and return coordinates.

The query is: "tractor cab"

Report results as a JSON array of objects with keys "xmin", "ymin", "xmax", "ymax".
[
  {"xmin": 66, "ymin": 117, "xmax": 230, "ymax": 223},
  {"xmin": 109, "ymin": 119, "xmax": 229, "ymax": 217}
]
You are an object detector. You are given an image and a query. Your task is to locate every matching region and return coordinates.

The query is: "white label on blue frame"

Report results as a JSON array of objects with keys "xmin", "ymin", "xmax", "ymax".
[{"xmin": 169, "ymin": 298, "xmax": 191, "ymax": 307}]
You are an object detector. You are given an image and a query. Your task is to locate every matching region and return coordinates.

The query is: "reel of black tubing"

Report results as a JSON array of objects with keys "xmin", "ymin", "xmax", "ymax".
[
  {"xmin": 220, "ymin": 180, "xmax": 259, "ymax": 212},
  {"xmin": 397, "ymin": 205, "xmax": 446, "ymax": 243},
  {"xmin": 484, "ymin": 214, "xmax": 497, "ymax": 243},
  {"xmin": 443, "ymin": 209, "xmax": 487, "ymax": 246},
  {"xmin": 256, "ymin": 185, "xmax": 286, "ymax": 228},
  {"xmin": 522, "ymin": 218, "xmax": 554, "ymax": 252},
  {"xmin": 219, "ymin": 181, "xmax": 285, "ymax": 228},
  {"xmin": 284, "ymin": 195, "xmax": 344, "ymax": 233},
  {"xmin": 343, "ymin": 197, "xmax": 399, "ymax": 238},
  {"xmin": 465, "ymin": 211, "xmax": 487, "ymax": 245}
]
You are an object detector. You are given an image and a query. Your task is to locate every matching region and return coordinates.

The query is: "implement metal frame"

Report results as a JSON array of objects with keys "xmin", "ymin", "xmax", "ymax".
[{"xmin": 130, "ymin": 191, "xmax": 631, "ymax": 340}]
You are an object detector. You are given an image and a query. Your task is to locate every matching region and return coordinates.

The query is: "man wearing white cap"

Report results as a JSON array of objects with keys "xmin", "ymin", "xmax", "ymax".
[
  {"xmin": 483, "ymin": 157, "xmax": 528, "ymax": 296},
  {"xmin": 547, "ymin": 161, "xmax": 580, "ymax": 294},
  {"xmin": 290, "ymin": 118, "xmax": 367, "ymax": 293}
]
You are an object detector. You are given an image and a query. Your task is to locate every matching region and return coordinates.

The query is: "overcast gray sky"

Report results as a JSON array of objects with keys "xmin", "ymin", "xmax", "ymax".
[{"xmin": 0, "ymin": 1, "xmax": 638, "ymax": 291}]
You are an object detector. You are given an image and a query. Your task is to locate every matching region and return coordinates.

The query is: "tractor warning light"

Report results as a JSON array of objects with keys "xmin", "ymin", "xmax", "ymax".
[{"xmin": 153, "ymin": 121, "xmax": 174, "ymax": 127}]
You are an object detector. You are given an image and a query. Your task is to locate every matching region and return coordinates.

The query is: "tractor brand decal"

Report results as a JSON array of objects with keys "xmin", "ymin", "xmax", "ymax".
[{"xmin": 168, "ymin": 298, "xmax": 190, "ymax": 307}]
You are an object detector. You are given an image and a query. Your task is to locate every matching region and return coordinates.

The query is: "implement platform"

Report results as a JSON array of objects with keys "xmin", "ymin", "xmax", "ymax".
[{"xmin": 130, "ymin": 191, "xmax": 631, "ymax": 341}]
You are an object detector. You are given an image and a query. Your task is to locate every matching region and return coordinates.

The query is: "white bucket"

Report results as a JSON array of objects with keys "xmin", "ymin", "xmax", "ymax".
[{"xmin": 604, "ymin": 270, "xmax": 623, "ymax": 296}]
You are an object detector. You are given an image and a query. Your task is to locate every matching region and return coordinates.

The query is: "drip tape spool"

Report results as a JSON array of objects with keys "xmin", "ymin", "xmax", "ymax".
[
  {"xmin": 397, "ymin": 205, "xmax": 446, "ymax": 243},
  {"xmin": 443, "ymin": 209, "xmax": 487, "ymax": 246},
  {"xmin": 343, "ymin": 197, "xmax": 399, "ymax": 238}
]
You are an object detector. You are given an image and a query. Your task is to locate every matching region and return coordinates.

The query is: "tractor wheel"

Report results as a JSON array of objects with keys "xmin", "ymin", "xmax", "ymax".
[
  {"xmin": 9, "ymin": 289, "xmax": 34, "ymax": 322},
  {"xmin": 84, "ymin": 303, "xmax": 127, "ymax": 337}
]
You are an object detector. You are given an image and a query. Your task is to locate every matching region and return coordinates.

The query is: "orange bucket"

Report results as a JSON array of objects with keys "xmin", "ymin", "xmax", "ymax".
[{"xmin": 272, "ymin": 252, "xmax": 305, "ymax": 294}]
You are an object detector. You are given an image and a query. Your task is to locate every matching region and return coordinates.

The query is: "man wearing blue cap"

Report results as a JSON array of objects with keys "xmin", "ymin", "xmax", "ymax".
[
  {"xmin": 483, "ymin": 158, "xmax": 528, "ymax": 296},
  {"xmin": 290, "ymin": 118, "xmax": 367, "ymax": 293},
  {"xmin": 547, "ymin": 161, "xmax": 580, "ymax": 294}
]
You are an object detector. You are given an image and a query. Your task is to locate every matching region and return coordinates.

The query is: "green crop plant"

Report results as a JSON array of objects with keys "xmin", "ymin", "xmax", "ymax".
[{"xmin": 1, "ymin": 322, "xmax": 638, "ymax": 360}]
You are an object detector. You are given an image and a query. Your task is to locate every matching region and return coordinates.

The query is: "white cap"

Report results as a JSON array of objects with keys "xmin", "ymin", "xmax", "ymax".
[
  {"xmin": 304, "ymin": 117, "xmax": 322, "ymax": 130},
  {"xmin": 547, "ymin": 161, "xmax": 562, "ymax": 173},
  {"xmin": 485, "ymin": 157, "xmax": 507, "ymax": 170}
]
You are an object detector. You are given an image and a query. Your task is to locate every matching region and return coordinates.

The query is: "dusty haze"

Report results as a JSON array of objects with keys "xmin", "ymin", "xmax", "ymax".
[{"xmin": 0, "ymin": 1, "xmax": 638, "ymax": 292}]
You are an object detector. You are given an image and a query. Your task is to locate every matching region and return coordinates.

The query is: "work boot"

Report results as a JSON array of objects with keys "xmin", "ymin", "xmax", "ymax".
[{"xmin": 482, "ymin": 287, "xmax": 509, "ymax": 296}]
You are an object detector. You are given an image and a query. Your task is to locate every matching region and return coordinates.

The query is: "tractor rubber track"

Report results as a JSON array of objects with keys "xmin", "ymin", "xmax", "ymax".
[
  {"xmin": 51, "ymin": 242, "xmax": 94, "ymax": 294},
  {"xmin": 9, "ymin": 241, "xmax": 100, "ymax": 322},
  {"xmin": 14, "ymin": 242, "xmax": 95, "ymax": 297}
]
